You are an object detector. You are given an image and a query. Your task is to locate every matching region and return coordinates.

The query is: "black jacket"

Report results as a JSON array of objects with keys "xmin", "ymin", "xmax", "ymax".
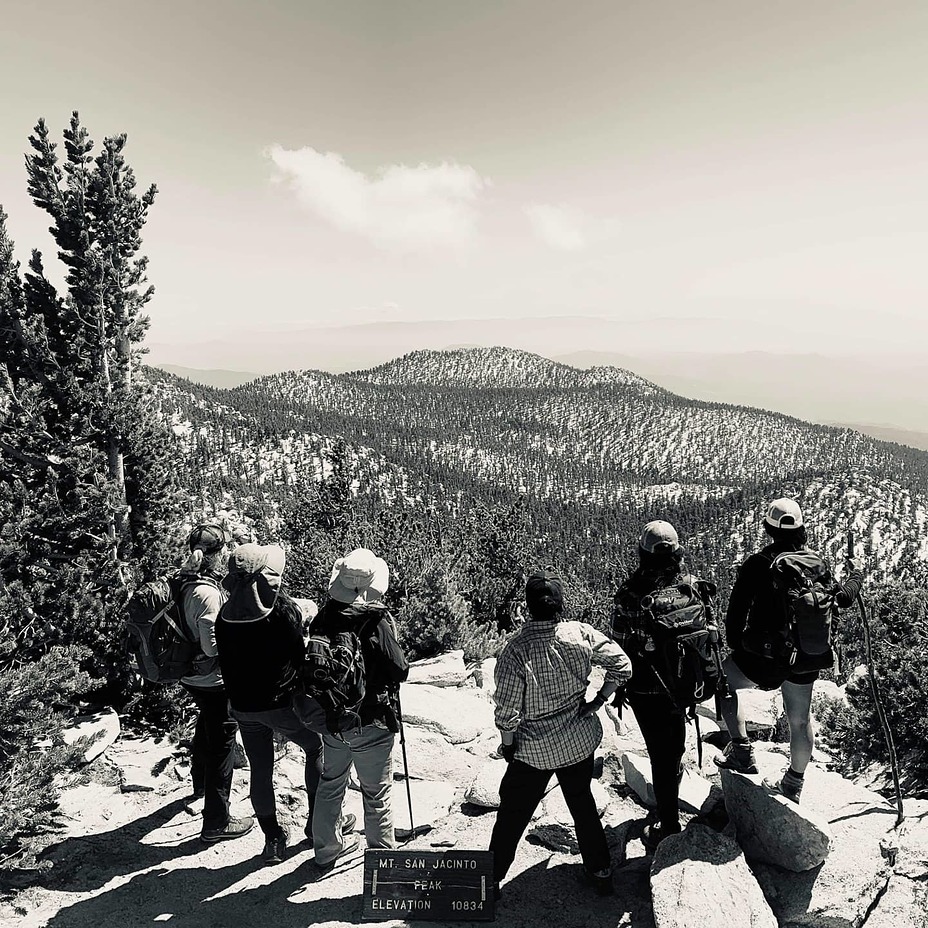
[
  {"xmin": 726, "ymin": 542, "xmax": 863, "ymax": 652},
  {"xmin": 216, "ymin": 591, "xmax": 304, "ymax": 713}
]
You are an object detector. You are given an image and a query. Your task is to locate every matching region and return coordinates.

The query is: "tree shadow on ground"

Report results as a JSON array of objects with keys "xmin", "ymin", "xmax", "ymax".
[
  {"xmin": 42, "ymin": 852, "xmax": 370, "ymax": 928},
  {"xmin": 36, "ymin": 797, "xmax": 206, "ymax": 893}
]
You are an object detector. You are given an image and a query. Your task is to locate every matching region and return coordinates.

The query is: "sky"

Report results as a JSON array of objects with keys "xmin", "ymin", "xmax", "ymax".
[{"xmin": 1, "ymin": 0, "xmax": 927, "ymax": 365}]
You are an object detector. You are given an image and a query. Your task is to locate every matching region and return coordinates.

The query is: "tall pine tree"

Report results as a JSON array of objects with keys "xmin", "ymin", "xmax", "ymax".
[{"xmin": 0, "ymin": 114, "xmax": 183, "ymax": 683}]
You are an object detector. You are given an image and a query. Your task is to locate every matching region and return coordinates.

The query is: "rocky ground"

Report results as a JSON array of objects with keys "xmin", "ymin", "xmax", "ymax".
[{"xmin": 1, "ymin": 651, "xmax": 926, "ymax": 928}]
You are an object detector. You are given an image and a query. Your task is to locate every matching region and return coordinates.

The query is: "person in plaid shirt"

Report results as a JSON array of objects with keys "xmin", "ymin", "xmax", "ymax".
[{"xmin": 488, "ymin": 569, "xmax": 632, "ymax": 899}]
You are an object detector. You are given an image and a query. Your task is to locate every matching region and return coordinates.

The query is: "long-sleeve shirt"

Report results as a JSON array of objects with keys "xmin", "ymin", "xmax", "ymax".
[
  {"xmin": 180, "ymin": 576, "xmax": 226, "ymax": 689},
  {"xmin": 493, "ymin": 620, "xmax": 632, "ymax": 770},
  {"xmin": 726, "ymin": 542, "xmax": 863, "ymax": 652}
]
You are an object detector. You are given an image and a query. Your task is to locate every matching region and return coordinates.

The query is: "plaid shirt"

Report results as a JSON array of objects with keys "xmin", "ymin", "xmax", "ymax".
[{"xmin": 493, "ymin": 620, "xmax": 632, "ymax": 770}]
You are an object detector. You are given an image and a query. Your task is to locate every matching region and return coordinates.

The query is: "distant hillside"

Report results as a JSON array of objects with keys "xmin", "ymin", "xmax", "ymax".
[
  {"xmin": 155, "ymin": 364, "xmax": 258, "ymax": 389},
  {"xmin": 149, "ymin": 347, "xmax": 928, "ymax": 595}
]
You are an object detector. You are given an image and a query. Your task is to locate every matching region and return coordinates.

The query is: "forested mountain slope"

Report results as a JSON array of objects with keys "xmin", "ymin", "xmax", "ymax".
[{"xmin": 149, "ymin": 348, "xmax": 928, "ymax": 593}]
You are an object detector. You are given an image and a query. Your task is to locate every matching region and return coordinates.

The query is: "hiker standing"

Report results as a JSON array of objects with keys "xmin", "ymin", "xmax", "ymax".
[
  {"xmin": 179, "ymin": 523, "xmax": 254, "ymax": 843},
  {"xmin": 308, "ymin": 549, "xmax": 409, "ymax": 873},
  {"xmin": 610, "ymin": 520, "xmax": 719, "ymax": 848},
  {"xmin": 215, "ymin": 543, "xmax": 333, "ymax": 864},
  {"xmin": 489, "ymin": 570, "xmax": 632, "ymax": 898},
  {"xmin": 716, "ymin": 497, "xmax": 864, "ymax": 802}
]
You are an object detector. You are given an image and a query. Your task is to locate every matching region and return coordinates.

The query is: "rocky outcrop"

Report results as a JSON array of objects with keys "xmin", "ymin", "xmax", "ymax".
[
  {"xmin": 527, "ymin": 780, "xmax": 610, "ymax": 853},
  {"xmin": 404, "ymin": 649, "xmax": 469, "ymax": 687},
  {"xmin": 392, "ymin": 727, "xmax": 476, "ymax": 782},
  {"xmin": 720, "ymin": 767, "xmax": 832, "ymax": 871},
  {"xmin": 463, "ymin": 757, "xmax": 509, "ymax": 808},
  {"xmin": 750, "ymin": 754, "xmax": 897, "ymax": 927},
  {"xmin": 62, "ymin": 709, "xmax": 121, "ymax": 764},
  {"xmin": 399, "ymin": 682, "xmax": 494, "ymax": 743},
  {"xmin": 650, "ymin": 824, "xmax": 778, "ymax": 928}
]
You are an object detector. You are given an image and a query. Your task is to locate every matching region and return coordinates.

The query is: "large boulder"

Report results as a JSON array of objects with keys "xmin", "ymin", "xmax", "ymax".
[
  {"xmin": 720, "ymin": 767, "xmax": 832, "ymax": 871},
  {"xmin": 865, "ymin": 875, "xmax": 928, "ymax": 928},
  {"xmin": 750, "ymin": 755, "xmax": 897, "ymax": 927},
  {"xmin": 392, "ymin": 728, "xmax": 476, "ymax": 783},
  {"xmin": 651, "ymin": 824, "xmax": 778, "ymax": 928},
  {"xmin": 398, "ymin": 683, "xmax": 494, "ymax": 744},
  {"xmin": 62, "ymin": 708, "xmax": 121, "ymax": 764},
  {"xmin": 678, "ymin": 768, "xmax": 722, "ymax": 816},
  {"xmin": 405, "ymin": 650, "xmax": 469, "ymax": 687}
]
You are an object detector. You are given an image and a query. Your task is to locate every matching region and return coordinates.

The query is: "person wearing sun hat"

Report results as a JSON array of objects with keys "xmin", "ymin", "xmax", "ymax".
[
  {"xmin": 215, "ymin": 543, "xmax": 346, "ymax": 865},
  {"xmin": 489, "ymin": 568, "xmax": 632, "ymax": 899},
  {"xmin": 308, "ymin": 548, "xmax": 408, "ymax": 873},
  {"xmin": 716, "ymin": 497, "xmax": 865, "ymax": 803},
  {"xmin": 609, "ymin": 520, "xmax": 718, "ymax": 849}
]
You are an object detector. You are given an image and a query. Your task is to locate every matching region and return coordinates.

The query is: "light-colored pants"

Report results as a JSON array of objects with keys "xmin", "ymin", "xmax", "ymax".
[{"xmin": 312, "ymin": 722, "xmax": 396, "ymax": 866}]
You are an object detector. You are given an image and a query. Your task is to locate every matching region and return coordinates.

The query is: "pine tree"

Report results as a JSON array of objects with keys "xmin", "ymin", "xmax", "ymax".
[{"xmin": 0, "ymin": 115, "xmax": 184, "ymax": 681}]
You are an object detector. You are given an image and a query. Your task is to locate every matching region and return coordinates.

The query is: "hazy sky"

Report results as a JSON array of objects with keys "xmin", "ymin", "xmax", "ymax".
[{"xmin": 1, "ymin": 0, "xmax": 926, "ymax": 359}]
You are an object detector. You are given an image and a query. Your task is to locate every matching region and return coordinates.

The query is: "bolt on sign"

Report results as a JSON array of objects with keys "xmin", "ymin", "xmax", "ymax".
[{"xmin": 362, "ymin": 849, "xmax": 495, "ymax": 921}]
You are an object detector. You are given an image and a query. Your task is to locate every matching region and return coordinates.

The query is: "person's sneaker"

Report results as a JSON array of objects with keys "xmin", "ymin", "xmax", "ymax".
[
  {"xmin": 578, "ymin": 865, "xmax": 614, "ymax": 896},
  {"xmin": 201, "ymin": 815, "xmax": 255, "ymax": 844},
  {"xmin": 304, "ymin": 812, "xmax": 357, "ymax": 841},
  {"xmin": 643, "ymin": 822, "xmax": 681, "ymax": 851},
  {"xmin": 714, "ymin": 740, "xmax": 758, "ymax": 775},
  {"xmin": 314, "ymin": 833, "xmax": 361, "ymax": 874},
  {"xmin": 262, "ymin": 827, "xmax": 288, "ymax": 864},
  {"xmin": 763, "ymin": 768, "xmax": 804, "ymax": 803}
]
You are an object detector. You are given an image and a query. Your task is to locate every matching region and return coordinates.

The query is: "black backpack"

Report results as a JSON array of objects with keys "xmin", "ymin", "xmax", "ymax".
[
  {"xmin": 626, "ymin": 576, "xmax": 721, "ymax": 711},
  {"xmin": 125, "ymin": 574, "xmax": 206, "ymax": 683},
  {"xmin": 303, "ymin": 624, "xmax": 368, "ymax": 735},
  {"xmin": 771, "ymin": 549, "xmax": 837, "ymax": 671}
]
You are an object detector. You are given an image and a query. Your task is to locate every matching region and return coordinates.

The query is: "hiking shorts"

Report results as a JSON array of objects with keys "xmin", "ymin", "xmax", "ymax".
[{"xmin": 730, "ymin": 650, "xmax": 819, "ymax": 691}]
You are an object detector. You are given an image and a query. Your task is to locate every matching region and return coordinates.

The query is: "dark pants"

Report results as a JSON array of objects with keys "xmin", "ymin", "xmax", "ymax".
[
  {"xmin": 184, "ymin": 684, "xmax": 237, "ymax": 830},
  {"xmin": 489, "ymin": 754, "xmax": 609, "ymax": 883},
  {"xmin": 628, "ymin": 691, "xmax": 686, "ymax": 833},
  {"xmin": 233, "ymin": 704, "xmax": 323, "ymax": 833}
]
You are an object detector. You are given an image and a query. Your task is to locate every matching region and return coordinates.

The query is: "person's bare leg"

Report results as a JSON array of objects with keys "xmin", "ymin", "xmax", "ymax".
[{"xmin": 780, "ymin": 681, "xmax": 815, "ymax": 774}]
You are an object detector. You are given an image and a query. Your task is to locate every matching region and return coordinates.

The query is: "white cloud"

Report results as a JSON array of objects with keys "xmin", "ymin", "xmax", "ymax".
[
  {"xmin": 266, "ymin": 145, "xmax": 487, "ymax": 251},
  {"xmin": 525, "ymin": 203, "xmax": 587, "ymax": 251}
]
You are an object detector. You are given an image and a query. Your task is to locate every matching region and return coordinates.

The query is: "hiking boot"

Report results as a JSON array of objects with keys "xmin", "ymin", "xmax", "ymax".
[
  {"xmin": 578, "ymin": 866, "xmax": 614, "ymax": 896},
  {"xmin": 262, "ymin": 827, "xmax": 289, "ymax": 864},
  {"xmin": 643, "ymin": 822, "xmax": 681, "ymax": 851},
  {"xmin": 763, "ymin": 768, "xmax": 804, "ymax": 803},
  {"xmin": 714, "ymin": 740, "xmax": 758, "ymax": 775},
  {"xmin": 314, "ymin": 833, "xmax": 361, "ymax": 874},
  {"xmin": 201, "ymin": 815, "xmax": 255, "ymax": 844},
  {"xmin": 304, "ymin": 812, "xmax": 357, "ymax": 841}
]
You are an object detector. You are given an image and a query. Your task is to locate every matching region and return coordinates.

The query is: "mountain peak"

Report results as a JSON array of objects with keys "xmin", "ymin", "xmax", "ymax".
[{"xmin": 350, "ymin": 346, "xmax": 660, "ymax": 392}]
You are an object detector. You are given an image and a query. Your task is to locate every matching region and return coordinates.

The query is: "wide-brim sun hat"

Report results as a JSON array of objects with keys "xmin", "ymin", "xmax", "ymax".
[
  {"xmin": 222, "ymin": 543, "xmax": 286, "ymax": 620},
  {"xmin": 328, "ymin": 548, "xmax": 389, "ymax": 604}
]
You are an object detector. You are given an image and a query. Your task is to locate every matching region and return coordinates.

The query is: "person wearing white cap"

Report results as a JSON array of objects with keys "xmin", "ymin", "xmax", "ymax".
[
  {"xmin": 308, "ymin": 548, "xmax": 409, "ymax": 873},
  {"xmin": 610, "ymin": 521, "xmax": 718, "ymax": 848},
  {"xmin": 716, "ymin": 498, "xmax": 864, "ymax": 802}
]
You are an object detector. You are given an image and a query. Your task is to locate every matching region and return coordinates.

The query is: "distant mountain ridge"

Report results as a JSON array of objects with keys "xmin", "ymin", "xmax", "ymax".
[{"xmin": 151, "ymin": 347, "xmax": 928, "ymax": 592}]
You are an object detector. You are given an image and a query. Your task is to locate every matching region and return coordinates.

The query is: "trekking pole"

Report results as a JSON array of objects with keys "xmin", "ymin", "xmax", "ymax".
[
  {"xmin": 393, "ymin": 685, "xmax": 417, "ymax": 842},
  {"xmin": 848, "ymin": 530, "xmax": 904, "ymax": 828}
]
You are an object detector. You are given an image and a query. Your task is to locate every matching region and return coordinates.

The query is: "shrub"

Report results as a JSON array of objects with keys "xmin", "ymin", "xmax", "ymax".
[{"xmin": 0, "ymin": 646, "xmax": 98, "ymax": 868}]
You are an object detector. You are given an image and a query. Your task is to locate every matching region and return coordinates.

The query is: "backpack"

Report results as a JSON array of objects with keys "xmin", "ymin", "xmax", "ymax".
[
  {"xmin": 770, "ymin": 549, "xmax": 837, "ymax": 671},
  {"xmin": 125, "ymin": 574, "xmax": 202, "ymax": 683},
  {"xmin": 302, "ymin": 625, "xmax": 368, "ymax": 735},
  {"xmin": 632, "ymin": 577, "xmax": 721, "ymax": 711}
]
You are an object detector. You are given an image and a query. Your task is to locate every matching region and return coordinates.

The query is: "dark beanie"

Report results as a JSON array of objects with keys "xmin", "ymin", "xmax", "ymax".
[
  {"xmin": 187, "ymin": 522, "xmax": 230, "ymax": 554},
  {"xmin": 525, "ymin": 570, "xmax": 564, "ymax": 620}
]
